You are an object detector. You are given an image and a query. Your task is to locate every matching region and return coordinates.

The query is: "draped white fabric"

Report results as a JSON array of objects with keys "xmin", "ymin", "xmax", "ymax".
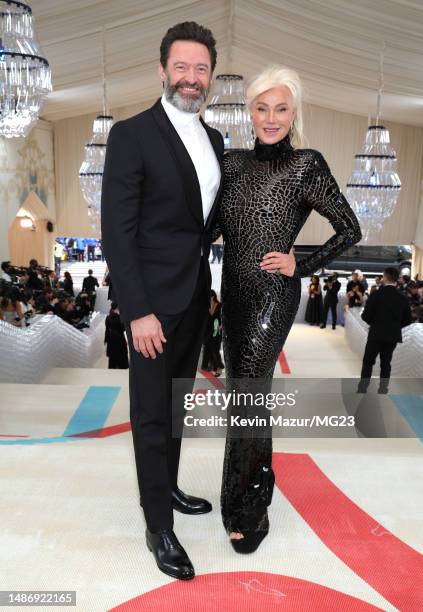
[
  {"xmin": 41, "ymin": 0, "xmax": 423, "ymax": 244},
  {"xmin": 33, "ymin": 0, "xmax": 423, "ymax": 125},
  {"xmin": 54, "ymin": 97, "xmax": 423, "ymax": 245},
  {"xmin": 0, "ymin": 313, "xmax": 105, "ymax": 384}
]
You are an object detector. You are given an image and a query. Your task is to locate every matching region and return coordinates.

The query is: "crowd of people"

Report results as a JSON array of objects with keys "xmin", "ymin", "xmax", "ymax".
[
  {"xmin": 305, "ymin": 269, "xmax": 423, "ymax": 329},
  {"xmin": 0, "ymin": 259, "xmax": 101, "ymax": 330},
  {"xmin": 55, "ymin": 237, "xmax": 104, "ymax": 263}
]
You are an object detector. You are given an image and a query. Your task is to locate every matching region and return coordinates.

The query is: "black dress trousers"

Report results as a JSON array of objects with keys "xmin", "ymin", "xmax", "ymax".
[
  {"xmin": 125, "ymin": 258, "xmax": 209, "ymax": 532},
  {"xmin": 322, "ymin": 298, "xmax": 337, "ymax": 326},
  {"xmin": 360, "ymin": 335, "xmax": 397, "ymax": 383}
]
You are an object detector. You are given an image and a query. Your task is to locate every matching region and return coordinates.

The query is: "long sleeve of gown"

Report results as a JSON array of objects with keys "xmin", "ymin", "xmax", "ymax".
[{"xmin": 295, "ymin": 151, "xmax": 362, "ymax": 278}]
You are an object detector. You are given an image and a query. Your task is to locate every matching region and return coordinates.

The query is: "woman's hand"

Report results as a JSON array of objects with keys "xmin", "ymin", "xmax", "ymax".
[{"xmin": 260, "ymin": 247, "xmax": 296, "ymax": 277}]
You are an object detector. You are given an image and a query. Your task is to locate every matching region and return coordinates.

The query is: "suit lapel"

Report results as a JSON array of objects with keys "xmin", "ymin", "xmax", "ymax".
[
  {"xmin": 152, "ymin": 98, "xmax": 203, "ymax": 227},
  {"xmin": 200, "ymin": 115, "xmax": 224, "ymax": 232}
]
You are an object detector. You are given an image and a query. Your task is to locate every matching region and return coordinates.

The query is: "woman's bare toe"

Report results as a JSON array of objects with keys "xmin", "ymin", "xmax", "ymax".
[{"xmin": 229, "ymin": 532, "xmax": 244, "ymax": 540}]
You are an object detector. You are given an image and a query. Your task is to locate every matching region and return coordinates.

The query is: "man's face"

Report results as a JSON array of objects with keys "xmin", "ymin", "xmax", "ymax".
[
  {"xmin": 159, "ymin": 40, "xmax": 212, "ymax": 113},
  {"xmin": 352, "ymin": 273, "xmax": 358, "ymax": 281}
]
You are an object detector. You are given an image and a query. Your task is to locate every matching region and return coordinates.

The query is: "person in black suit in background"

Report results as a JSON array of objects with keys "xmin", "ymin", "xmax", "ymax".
[
  {"xmin": 82, "ymin": 269, "xmax": 99, "ymax": 309},
  {"xmin": 101, "ymin": 22, "xmax": 223, "ymax": 581},
  {"xmin": 357, "ymin": 267, "xmax": 412, "ymax": 394},
  {"xmin": 320, "ymin": 272, "xmax": 341, "ymax": 329},
  {"xmin": 104, "ymin": 302, "xmax": 129, "ymax": 369},
  {"xmin": 82, "ymin": 269, "xmax": 99, "ymax": 293},
  {"xmin": 26, "ymin": 259, "xmax": 43, "ymax": 291}
]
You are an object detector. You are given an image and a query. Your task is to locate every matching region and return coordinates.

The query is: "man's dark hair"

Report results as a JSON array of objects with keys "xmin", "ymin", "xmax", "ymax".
[
  {"xmin": 384, "ymin": 267, "xmax": 399, "ymax": 283},
  {"xmin": 1, "ymin": 261, "xmax": 10, "ymax": 272},
  {"xmin": 88, "ymin": 269, "xmax": 93, "ymax": 275},
  {"xmin": 160, "ymin": 21, "xmax": 217, "ymax": 71}
]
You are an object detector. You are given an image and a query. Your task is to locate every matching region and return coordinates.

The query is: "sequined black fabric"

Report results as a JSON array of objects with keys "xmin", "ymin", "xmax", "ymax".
[{"xmin": 214, "ymin": 137, "xmax": 361, "ymax": 535}]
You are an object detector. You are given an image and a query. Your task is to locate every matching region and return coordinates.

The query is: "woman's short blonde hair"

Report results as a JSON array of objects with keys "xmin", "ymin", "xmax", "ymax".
[{"xmin": 246, "ymin": 64, "xmax": 304, "ymax": 148}]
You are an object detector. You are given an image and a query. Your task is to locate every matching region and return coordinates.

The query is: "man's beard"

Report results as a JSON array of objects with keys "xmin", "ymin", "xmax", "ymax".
[{"xmin": 164, "ymin": 75, "xmax": 209, "ymax": 113}]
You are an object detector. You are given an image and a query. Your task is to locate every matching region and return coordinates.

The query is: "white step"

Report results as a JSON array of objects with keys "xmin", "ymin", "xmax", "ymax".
[
  {"xmin": 60, "ymin": 261, "xmax": 108, "ymax": 288},
  {"xmin": 42, "ymin": 367, "xmax": 128, "ymax": 386},
  {"xmin": 0, "ymin": 382, "xmax": 128, "ymax": 440}
]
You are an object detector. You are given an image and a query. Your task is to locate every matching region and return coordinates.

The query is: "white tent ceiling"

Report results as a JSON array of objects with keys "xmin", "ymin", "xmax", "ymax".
[{"xmin": 31, "ymin": 0, "xmax": 423, "ymax": 125}]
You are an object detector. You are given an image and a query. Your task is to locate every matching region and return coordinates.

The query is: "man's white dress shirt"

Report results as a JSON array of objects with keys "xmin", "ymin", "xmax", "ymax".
[{"xmin": 161, "ymin": 93, "xmax": 221, "ymax": 225}]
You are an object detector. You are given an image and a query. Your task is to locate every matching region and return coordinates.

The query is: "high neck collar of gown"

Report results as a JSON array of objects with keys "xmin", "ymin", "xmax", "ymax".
[{"xmin": 254, "ymin": 133, "xmax": 293, "ymax": 161}]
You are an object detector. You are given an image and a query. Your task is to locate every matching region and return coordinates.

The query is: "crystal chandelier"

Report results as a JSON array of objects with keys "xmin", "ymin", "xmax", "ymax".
[
  {"xmin": 346, "ymin": 44, "xmax": 401, "ymax": 242},
  {"xmin": 79, "ymin": 28, "xmax": 113, "ymax": 234},
  {"xmin": 0, "ymin": 0, "xmax": 52, "ymax": 138},
  {"xmin": 205, "ymin": 74, "xmax": 254, "ymax": 150}
]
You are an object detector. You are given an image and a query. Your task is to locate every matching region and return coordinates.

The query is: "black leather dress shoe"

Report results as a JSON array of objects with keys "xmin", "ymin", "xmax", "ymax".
[
  {"xmin": 171, "ymin": 487, "xmax": 212, "ymax": 514},
  {"xmin": 146, "ymin": 528, "xmax": 195, "ymax": 580}
]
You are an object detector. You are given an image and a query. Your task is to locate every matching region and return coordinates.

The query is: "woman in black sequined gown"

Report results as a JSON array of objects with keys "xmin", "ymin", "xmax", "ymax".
[{"xmin": 213, "ymin": 66, "xmax": 362, "ymax": 553}]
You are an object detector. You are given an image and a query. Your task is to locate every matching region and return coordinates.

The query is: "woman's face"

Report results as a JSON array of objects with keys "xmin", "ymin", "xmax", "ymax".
[{"xmin": 251, "ymin": 85, "xmax": 296, "ymax": 145}]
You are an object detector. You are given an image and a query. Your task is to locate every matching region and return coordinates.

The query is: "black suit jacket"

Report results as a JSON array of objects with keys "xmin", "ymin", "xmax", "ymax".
[
  {"xmin": 82, "ymin": 276, "xmax": 99, "ymax": 293},
  {"xmin": 361, "ymin": 285, "xmax": 412, "ymax": 343},
  {"xmin": 323, "ymin": 279, "xmax": 341, "ymax": 304},
  {"xmin": 101, "ymin": 98, "xmax": 224, "ymax": 324}
]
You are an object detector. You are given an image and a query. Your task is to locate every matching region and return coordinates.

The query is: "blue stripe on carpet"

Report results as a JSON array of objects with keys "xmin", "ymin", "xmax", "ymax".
[
  {"xmin": 0, "ymin": 386, "xmax": 121, "ymax": 445},
  {"xmin": 390, "ymin": 395, "xmax": 423, "ymax": 443},
  {"xmin": 62, "ymin": 386, "xmax": 121, "ymax": 436}
]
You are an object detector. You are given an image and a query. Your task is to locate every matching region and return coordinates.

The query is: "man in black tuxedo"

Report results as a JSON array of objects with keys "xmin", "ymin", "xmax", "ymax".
[
  {"xmin": 101, "ymin": 22, "xmax": 223, "ymax": 580},
  {"xmin": 320, "ymin": 272, "xmax": 341, "ymax": 329},
  {"xmin": 357, "ymin": 267, "xmax": 412, "ymax": 394}
]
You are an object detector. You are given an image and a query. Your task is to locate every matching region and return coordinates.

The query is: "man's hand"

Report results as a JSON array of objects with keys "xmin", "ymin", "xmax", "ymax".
[
  {"xmin": 260, "ymin": 247, "xmax": 296, "ymax": 277},
  {"xmin": 130, "ymin": 313, "xmax": 166, "ymax": 359}
]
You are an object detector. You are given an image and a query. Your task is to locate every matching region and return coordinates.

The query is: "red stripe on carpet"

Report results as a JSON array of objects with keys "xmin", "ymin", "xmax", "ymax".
[
  {"xmin": 68, "ymin": 371, "xmax": 225, "ymax": 439},
  {"xmin": 69, "ymin": 421, "xmax": 131, "ymax": 438},
  {"xmin": 273, "ymin": 452, "xmax": 423, "ymax": 612},
  {"xmin": 278, "ymin": 351, "xmax": 291, "ymax": 374},
  {"xmin": 199, "ymin": 369, "xmax": 226, "ymax": 389},
  {"xmin": 109, "ymin": 571, "xmax": 384, "ymax": 611},
  {"xmin": 0, "ymin": 434, "xmax": 29, "ymax": 437}
]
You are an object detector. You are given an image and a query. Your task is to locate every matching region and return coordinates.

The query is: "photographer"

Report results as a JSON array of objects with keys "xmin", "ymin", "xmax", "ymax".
[
  {"xmin": 346, "ymin": 272, "xmax": 364, "ymax": 308},
  {"xmin": 26, "ymin": 259, "xmax": 44, "ymax": 291},
  {"xmin": 1, "ymin": 261, "xmax": 12, "ymax": 282},
  {"xmin": 37, "ymin": 289, "xmax": 58, "ymax": 314},
  {"xmin": 0, "ymin": 287, "xmax": 24, "ymax": 327},
  {"xmin": 320, "ymin": 272, "xmax": 341, "ymax": 329}
]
